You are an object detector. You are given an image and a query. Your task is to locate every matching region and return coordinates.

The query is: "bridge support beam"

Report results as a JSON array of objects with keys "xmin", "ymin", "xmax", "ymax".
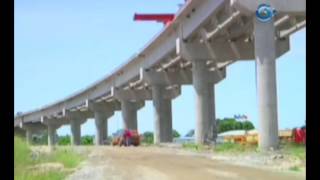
[
  {"xmin": 48, "ymin": 124, "xmax": 58, "ymax": 148},
  {"xmin": 152, "ymin": 85, "xmax": 173, "ymax": 144},
  {"xmin": 87, "ymin": 100, "xmax": 119, "ymax": 145},
  {"xmin": 70, "ymin": 119, "xmax": 84, "ymax": 146},
  {"xmin": 94, "ymin": 111, "xmax": 113, "ymax": 145},
  {"xmin": 176, "ymin": 35, "xmax": 226, "ymax": 145},
  {"xmin": 140, "ymin": 68, "xmax": 182, "ymax": 144},
  {"xmin": 121, "ymin": 100, "xmax": 139, "ymax": 130},
  {"xmin": 111, "ymin": 87, "xmax": 145, "ymax": 131},
  {"xmin": 40, "ymin": 116, "xmax": 66, "ymax": 149},
  {"xmin": 21, "ymin": 123, "xmax": 46, "ymax": 145},
  {"xmin": 255, "ymin": 17, "xmax": 279, "ymax": 150},
  {"xmin": 192, "ymin": 60, "xmax": 217, "ymax": 145},
  {"xmin": 26, "ymin": 129, "xmax": 33, "ymax": 145}
]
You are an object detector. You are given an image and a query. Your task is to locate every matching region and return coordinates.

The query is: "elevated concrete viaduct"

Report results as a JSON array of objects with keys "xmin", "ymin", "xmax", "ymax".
[
  {"xmin": 19, "ymin": 121, "xmax": 47, "ymax": 145},
  {"xmin": 14, "ymin": 0, "xmax": 305, "ymax": 151}
]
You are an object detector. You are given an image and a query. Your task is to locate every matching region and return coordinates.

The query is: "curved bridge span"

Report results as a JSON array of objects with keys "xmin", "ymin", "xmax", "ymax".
[{"xmin": 14, "ymin": 0, "xmax": 305, "ymax": 150}]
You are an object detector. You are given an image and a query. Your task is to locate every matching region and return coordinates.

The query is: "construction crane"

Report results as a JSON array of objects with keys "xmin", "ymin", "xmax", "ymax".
[
  {"xmin": 133, "ymin": 13, "xmax": 175, "ymax": 26},
  {"xmin": 133, "ymin": 0, "xmax": 192, "ymax": 26}
]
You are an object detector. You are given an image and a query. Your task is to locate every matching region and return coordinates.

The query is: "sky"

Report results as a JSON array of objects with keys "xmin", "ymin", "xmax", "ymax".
[{"xmin": 14, "ymin": 0, "xmax": 306, "ymax": 137}]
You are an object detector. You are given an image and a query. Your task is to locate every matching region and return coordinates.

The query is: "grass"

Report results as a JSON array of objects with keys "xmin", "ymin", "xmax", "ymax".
[
  {"xmin": 182, "ymin": 141, "xmax": 305, "ymax": 173},
  {"xmin": 14, "ymin": 136, "xmax": 33, "ymax": 167},
  {"xmin": 280, "ymin": 142, "xmax": 306, "ymax": 161},
  {"xmin": 141, "ymin": 142, "xmax": 154, "ymax": 147},
  {"xmin": 40, "ymin": 148, "xmax": 85, "ymax": 168},
  {"xmin": 14, "ymin": 136, "xmax": 85, "ymax": 180},
  {"xmin": 182, "ymin": 142, "xmax": 306, "ymax": 156},
  {"xmin": 182, "ymin": 143, "xmax": 212, "ymax": 152},
  {"xmin": 214, "ymin": 142, "xmax": 258, "ymax": 154},
  {"xmin": 289, "ymin": 165, "xmax": 301, "ymax": 172},
  {"xmin": 15, "ymin": 171, "xmax": 66, "ymax": 180},
  {"xmin": 182, "ymin": 142, "xmax": 258, "ymax": 154}
]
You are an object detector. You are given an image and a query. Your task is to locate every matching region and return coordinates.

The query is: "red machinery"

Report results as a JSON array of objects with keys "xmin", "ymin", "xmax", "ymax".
[
  {"xmin": 133, "ymin": 0, "xmax": 194, "ymax": 26},
  {"xmin": 293, "ymin": 128, "xmax": 306, "ymax": 144},
  {"xmin": 133, "ymin": 13, "xmax": 175, "ymax": 26}
]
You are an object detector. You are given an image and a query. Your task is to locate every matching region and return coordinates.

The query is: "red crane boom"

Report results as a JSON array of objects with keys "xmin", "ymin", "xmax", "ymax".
[{"xmin": 133, "ymin": 13, "xmax": 175, "ymax": 26}]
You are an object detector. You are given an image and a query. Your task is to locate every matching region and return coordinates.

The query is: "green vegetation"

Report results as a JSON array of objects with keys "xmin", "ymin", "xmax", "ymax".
[
  {"xmin": 81, "ymin": 135, "xmax": 94, "ymax": 145},
  {"xmin": 15, "ymin": 171, "xmax": 66, "ymax": 180},
  {"xmin": 182, "ymin": 141, "xmax": 305, "ymax": 159},
  {"xmin": 141, "ymin": 131, "xmax": 154, "ymax": 144},
  {"xmin": 214, "ymin": 143, "xmax": 258, "ymax": 154},
  {"xmin": 182, "ymin": 143, "xmax": 212, "ymax": 152},
  {"xmin": 57, "ymin": 135, "xmax": 94, "ymax": 145},
  {"xmin": 15, "ymin": 136, "xmax": 85, "ymax": 180},
  {"xmin": 217, "ymin": 118, "xmax": 255, "ymax": 133},
  {"xmin": 58, "ymin": 135, "xmax": 71, "ymax": 145},
  {"xmin": 289, "ymin": 165, "xmax": 301, "ymax": 172},
  {"xmin": 32, "ymin": 132, "xmax": 49, "ymax": 145},
  {"xmin": 184, "ymin": 118, "xmax": 255, "ymax": 138},
  {"xmin": 15, "ymin": 136, "xmax": 33, "ymax": 167},
  {"xmin": 185, "ymin": 141, "xmax": 305, "ymax": 157},
  {"xmin": 182, "ymin": 142, "xmax": 258, "ymax": 154},
  {"xmin": 172, "ymin": 129, "xmax": 181, "ymax": 138},
  {"xmin": 280, "ymin": 142, "xmax": 306, "ymax": 161},
  {"xmin": 40, "ymin": 149, "xmax": 85, "ymax": 168}
]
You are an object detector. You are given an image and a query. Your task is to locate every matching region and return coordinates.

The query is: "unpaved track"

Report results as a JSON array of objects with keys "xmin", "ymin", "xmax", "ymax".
[{"xmin": 68, "ymin": 146, "xmax": 304, "ymax": 180}]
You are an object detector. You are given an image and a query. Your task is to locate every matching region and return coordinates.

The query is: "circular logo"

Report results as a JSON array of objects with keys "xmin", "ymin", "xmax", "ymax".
[{"xmin": 256, "ymin": 4, "xmax": 277, "ymax": 23}]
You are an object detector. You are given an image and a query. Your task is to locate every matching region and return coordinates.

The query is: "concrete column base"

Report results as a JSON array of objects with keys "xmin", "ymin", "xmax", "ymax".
[
  {"xmin": 95, "ymin": 111, "xmax": 112, "ymax": 145},
  {"xmin": 26, "ymin": 129, "xmax": 33, "ymax": 145},
  {"xmin": 48, "ymin": 125, "xmax": 58, "ymax": 148},
  {"xmin": 152, "ymin": 85, "xmax": 173, "ymax": 144},
  {"xmin": 192, "ymin": 60, "xmax": 217, "ymax": 145},
  {"xmin": 70, "ymin": 119, "xmax": 82, "ymax": 146}
]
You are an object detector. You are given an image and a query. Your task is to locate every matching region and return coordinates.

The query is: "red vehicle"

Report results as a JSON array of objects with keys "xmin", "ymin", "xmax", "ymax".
[
  {"xmin": 293, "ymin": 127, "xmax": 306, "ymax": 144},
  {"xmin": 112, "ymin": 129, "xmax": 141, "ymax": 147}
]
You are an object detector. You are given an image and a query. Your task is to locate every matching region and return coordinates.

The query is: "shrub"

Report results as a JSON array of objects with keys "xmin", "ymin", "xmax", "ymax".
[
  {"xmin": 172, "ymin": 129, "xmax": 181, "ymax": 138},
  {"xmin": 81, "ymin": 135, "xmax": 94, "ymax": 145},
  {"xmin": 57, "ymin": 135, "xmax": 71, "ymax": 145},
  {"xmin": 142, "ymin": 131, "xmax": 154, "ymax": 144}
]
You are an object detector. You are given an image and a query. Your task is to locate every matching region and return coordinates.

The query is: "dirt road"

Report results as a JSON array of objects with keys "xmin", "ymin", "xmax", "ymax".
[{"xmin": 68, "ymin": 146, "xmax": 304, "ymax": 180}]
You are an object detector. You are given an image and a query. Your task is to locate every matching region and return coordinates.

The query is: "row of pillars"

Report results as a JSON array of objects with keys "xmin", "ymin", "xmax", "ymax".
[
  {"xmin": 28, "ymin": 61, "xmax": 219, "ymax": 147},
  {"xmin": 25, "ymin": 17, "xmax": 280, "ymax": 150}
]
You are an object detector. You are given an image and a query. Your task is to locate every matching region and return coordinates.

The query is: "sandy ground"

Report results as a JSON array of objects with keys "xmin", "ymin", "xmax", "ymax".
[{"xmin": 67, "ymin": 146, "xmax": 305, "ymax": 180}]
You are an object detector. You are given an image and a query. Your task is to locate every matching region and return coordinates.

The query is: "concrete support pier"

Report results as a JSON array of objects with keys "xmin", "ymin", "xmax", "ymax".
[
  {"xmin": 255, "ymin": 17, "xmax": 279, "ymax": 150},
  {"xmin": 94, "ymin": 111, "xmax": 112, "ymax": 145},
  {"xmin": 152, "ymin": 85, "xmax": 173, "ymax": 144},
  {"xmin": 26, "ymin": 129, "xmax": 33, "ymax": 145},
  {"xmin": 192, "ymin": 60, "xmax": 216, "ymax": 144},
  {"xmin": 121, "ymin": 100, "xmax": 138, "ymax": 130},
  {"xmin": 70, "ymin": 119, "xmax": 82, "ymax": 145},
  {"xmin": 21, "ymin": 123, "xmax": 46, "ymax": 145},
  {"xmin": 48, "ymin": 125, "xmax": 58, "ymax": 148}
]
